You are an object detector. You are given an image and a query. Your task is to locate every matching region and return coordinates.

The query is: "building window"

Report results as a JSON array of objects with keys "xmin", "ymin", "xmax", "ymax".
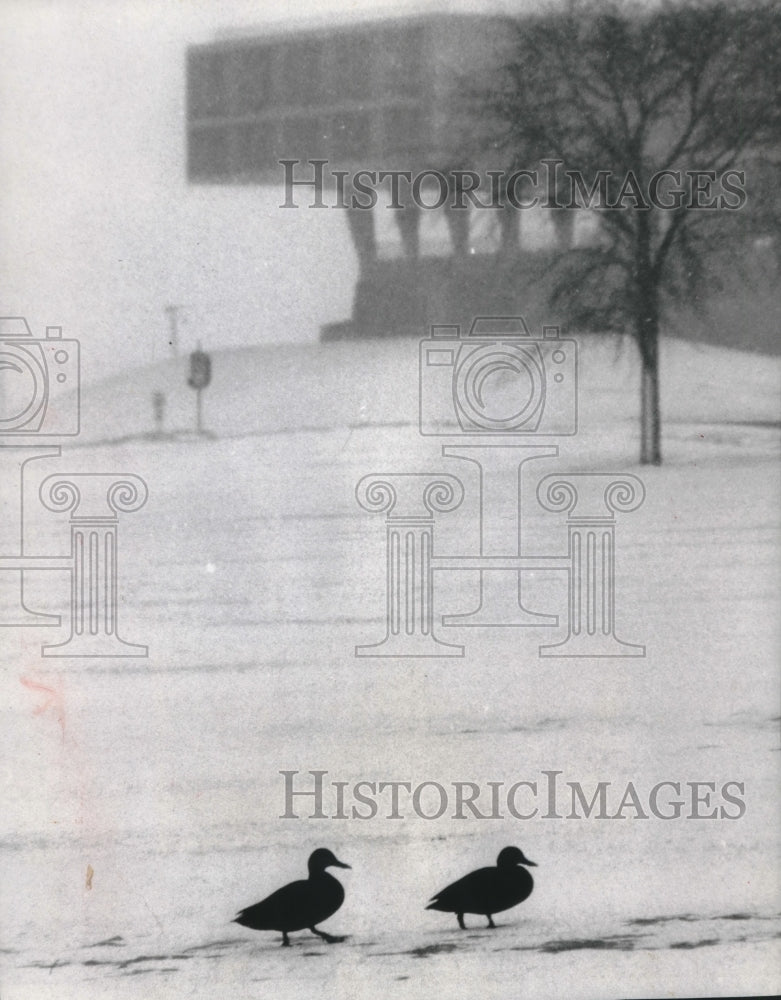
[
  {"xmin": 278, "ymin": 40, "xmax": 325, "ymax": 107},
  {"xmin": 187, "ymin": 50, "xmax": 230, "ymax": 119},
  {"xmin": 187, "ymin": 21, "xmax": 434, "ymax": 179},
  {"xmin": 328, "ymin": 34, "xmax": 373, "ymax": 102},
  {"xmin": 233, "ymin": 122, "xmax": 281, "ymax": 174},
  {"xmin": 382, "ymin": 27, "xmax": 423, "ymax": 98},
  {"xmin": 231, "ymin": 47, "xmax": 273, "ymax": 115},
  {"xmin": 381, "ymin": 106, "xmax": 425, "ymax": 158},
  {"xmin": 280, "ymin": 115, "xmax": 328, "ymax": 159},
  {"xmin": 328, "ymin": 111, "xmax": 371, "ymax": 160}
]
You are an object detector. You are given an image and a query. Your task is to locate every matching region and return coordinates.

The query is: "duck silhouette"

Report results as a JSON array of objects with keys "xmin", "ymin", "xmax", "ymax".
[
  {"xmin": 234, "ymin": 848, "xmax": 350, "ymax": 947},
  {"xmin": 426, "ymin": 846, "xmax": 536, "ymax": 929}
]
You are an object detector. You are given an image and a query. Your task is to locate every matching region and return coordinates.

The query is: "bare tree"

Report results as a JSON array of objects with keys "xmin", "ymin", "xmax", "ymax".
[{"xmin": 473, "ymin": 0, "xmax": 781, "ymax": 464}]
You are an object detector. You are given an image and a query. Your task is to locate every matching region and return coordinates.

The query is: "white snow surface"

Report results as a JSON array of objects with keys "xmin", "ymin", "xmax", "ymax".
[{"xmin": 1, "ymin": 333, "xmax": 780, "ymax": 998}]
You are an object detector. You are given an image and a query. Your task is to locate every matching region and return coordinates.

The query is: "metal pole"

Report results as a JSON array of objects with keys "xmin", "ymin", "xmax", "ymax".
[{"xmin": 164, "ymin": 305, "xmax": 180, "ymax": 356}]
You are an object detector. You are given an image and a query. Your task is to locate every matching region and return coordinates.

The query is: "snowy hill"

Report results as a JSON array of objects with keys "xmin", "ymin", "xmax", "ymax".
[
  {"xmin": 77, "ymin": 333, "xmax": 780, "ymax": 456},
  {"xmin": 2, "ymin": 333, "xmax": 779, "ymax": 999}
]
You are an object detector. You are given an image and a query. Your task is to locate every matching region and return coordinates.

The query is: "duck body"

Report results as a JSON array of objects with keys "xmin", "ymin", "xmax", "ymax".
[
  {"xmin": 234, "ymin": 848, "xmax": 350, "ymax": 946},
  {"xmin": 427, "ymin": 846, "xmax": 536, "ymax": 929}
]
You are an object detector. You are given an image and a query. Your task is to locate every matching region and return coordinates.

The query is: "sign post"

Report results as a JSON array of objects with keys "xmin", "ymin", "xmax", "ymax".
[
  {"xmin": 187, "ymin": 344, "xmax": 211, "ymax": 434},
  {"xmin": 152, "ymin": 390, "xmax": 165, "ymax": 436}
]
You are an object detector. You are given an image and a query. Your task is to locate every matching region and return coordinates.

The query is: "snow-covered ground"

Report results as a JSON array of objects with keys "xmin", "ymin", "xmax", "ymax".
[{"xmin": 1, "ymin": 334, "xmax": 779, "ymax": 999}]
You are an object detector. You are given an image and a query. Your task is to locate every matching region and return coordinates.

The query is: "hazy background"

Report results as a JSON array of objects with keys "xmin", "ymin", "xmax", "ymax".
[
  {"xmin": 1, "ymin": 4, "xmax": 779, "ymax": 997},
  {"xmin": 0, "ymin": 0, "xmax": 544, "ymax": 385}
]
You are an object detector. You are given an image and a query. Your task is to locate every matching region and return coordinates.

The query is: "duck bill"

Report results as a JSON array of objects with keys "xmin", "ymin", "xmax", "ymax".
[
  {"xmin": 524, "ymin": 859, "xmax": 537, "ymax": 867},
  {"xmin": 332, "ymin": 859, "xmax": 351, "ymax": 869}
]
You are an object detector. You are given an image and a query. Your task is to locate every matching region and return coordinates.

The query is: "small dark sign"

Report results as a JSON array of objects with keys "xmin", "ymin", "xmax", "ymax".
[{"xmin": 187, "ymin": 349, "xmax": 211, "ymax": 390}]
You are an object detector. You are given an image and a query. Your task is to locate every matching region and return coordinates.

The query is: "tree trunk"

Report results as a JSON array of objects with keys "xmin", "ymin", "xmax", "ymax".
[
  {"xmin": 640, "ymin": 338, "xmax": 661, "ymax": 465},
  {"xmin": 635, "ymin": 213, "xmax": 662, "ymax": 466}
]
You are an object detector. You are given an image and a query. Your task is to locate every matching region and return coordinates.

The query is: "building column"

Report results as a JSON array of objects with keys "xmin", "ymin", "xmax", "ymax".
[
  {"xmin": 394, "ymin": 202, "xmax": 421, "ymax": 259},
  {"xmin": 344, "ymin": 204, "xmax": 377, "ymax": 268},
  {"xmin": 444, "ymin": 173, "xmax": 470, "ymax": 257},
  {"xmin": 499, "ymin": 205, "xmax": 520, "ymax": 253}
]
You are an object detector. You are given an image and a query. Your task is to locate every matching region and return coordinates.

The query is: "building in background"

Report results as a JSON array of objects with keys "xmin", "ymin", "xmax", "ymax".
[
  {"xmin": 186, "ymin": 13, "xmax": 600, "ymax": 340},
  {"xmin": 185, "ymin": 10, "xmax": 779, "ymax": 351}
]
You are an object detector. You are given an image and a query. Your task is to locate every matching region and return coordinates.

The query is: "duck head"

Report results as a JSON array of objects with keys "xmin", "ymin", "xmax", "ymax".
[
  {"xmin": 308, "ymin": 848, "xmax": 351, "ymax": 875},
  {"xmin": 497, "ymin": 845, "xmax": 537, "ymax": 869}
]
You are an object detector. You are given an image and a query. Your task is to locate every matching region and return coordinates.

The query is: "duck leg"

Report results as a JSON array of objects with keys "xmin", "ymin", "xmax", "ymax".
[
  {"xmin": 486, "ymin": 915, "xmax": 496, "ymax": 929},
  {"xmin": 309, "ymin": 926, "xmax": 346, "ymax": 944},
  {"xmin": 281, "ymin": 932, "xmax": 291, "ymax": 947},
  {"xmin": 457, "ymin": 914, "xmax": 466, "ymax": 930}
]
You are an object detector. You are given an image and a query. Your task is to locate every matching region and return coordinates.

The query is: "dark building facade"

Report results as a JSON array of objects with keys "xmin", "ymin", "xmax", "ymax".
[
  {"xmin": 186, "ymin": 13, "xmax": 598, "ymax": 340},
  {"xmin": 186, "ymin": 14, "xmax": 509, "ymax": 182}
]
